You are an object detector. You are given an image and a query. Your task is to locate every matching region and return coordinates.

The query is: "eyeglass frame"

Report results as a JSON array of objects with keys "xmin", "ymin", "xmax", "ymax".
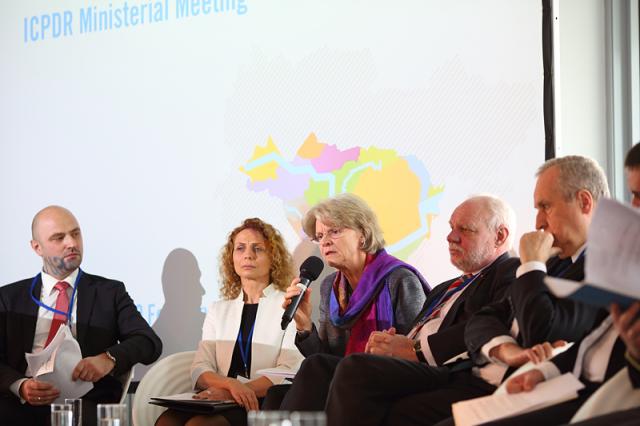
[{"xmin": 311, "ymin": 227, "xmax": 346, "ymax": 244}]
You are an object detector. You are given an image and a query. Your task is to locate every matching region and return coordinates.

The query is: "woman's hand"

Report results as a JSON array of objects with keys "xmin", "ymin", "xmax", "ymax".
[
  {"xmin": 223, "ymin": 378, "xmax": 259, "ymax": 411},
  {"xmin": 193, "ymin": 386, "xmax": 233, "ymax": 401},
  {"xmin": 282, "ymin": 277, "xmax": 313, "ymax": 331},
  {"xmin": 365, "ymin": 327, "xmax": 417, "ymax": 361}
]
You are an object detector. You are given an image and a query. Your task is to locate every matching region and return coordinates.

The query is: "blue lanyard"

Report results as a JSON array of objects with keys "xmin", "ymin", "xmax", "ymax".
[
  {"xmin": 421, "ymin": 273, "xmax": 479, "ymax": 321},
  {"xmin": 236, "ymin": 323, "xmax": 255, "ymax": 378},
  {"xmin": 30, "ymin": 269, "xmax": 82, "ymax": 320}
]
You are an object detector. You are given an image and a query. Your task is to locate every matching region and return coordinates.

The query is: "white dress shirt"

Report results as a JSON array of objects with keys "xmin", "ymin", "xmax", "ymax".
[
  {"xmin": 9, "ymin": 269, "xmax": 80, "ymax": 397},
  {"xmin": 537, "ymin": 315, "xmax": 619, "ymax": 383}
]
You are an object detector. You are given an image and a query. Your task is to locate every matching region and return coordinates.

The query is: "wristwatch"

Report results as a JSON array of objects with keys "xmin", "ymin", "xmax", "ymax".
[
  {"xmin": 413, "ymin": 339, "xmax": 427, "ymax": 363},
  {"xmin": 105, "ymin": 351, "xmax": 117, "ymax": 367}
]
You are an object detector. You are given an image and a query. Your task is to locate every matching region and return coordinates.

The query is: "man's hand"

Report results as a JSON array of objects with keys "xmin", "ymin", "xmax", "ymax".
[
  {"xmin": 490, "ymin": 341, "xmax": 565, "ymax": 367},
  {"xmin": 72, "ymin": 353, "xmax": 115, "ymax": 382},
  {"xmin": 365, "ymin": 327, "xmax": 417, "ymax": 361},
  {"xmin": 506, "ymin": 369, "xmax": 545, "ymax": 394},
  {"xmin": 19, "ymin": 378, "xmax": 60, "ymax": 406},
  {"xmin": 519, "ymin": 230, "xmax": 562, "ymax": 264},
  {"xmin": 612, "ymin": 302, "xmax": 640, "ymax": 361}
]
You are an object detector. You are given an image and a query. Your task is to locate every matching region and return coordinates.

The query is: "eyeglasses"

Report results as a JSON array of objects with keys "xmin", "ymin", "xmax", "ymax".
[{"xmin": 311, "ymin": 228, "xmax": 344, "ymax": 244}]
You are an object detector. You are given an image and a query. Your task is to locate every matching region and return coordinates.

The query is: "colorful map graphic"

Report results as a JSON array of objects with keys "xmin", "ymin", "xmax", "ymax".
[{"xmin": 240, "ymin": 133, "xmax": 444, "ymax": 260}]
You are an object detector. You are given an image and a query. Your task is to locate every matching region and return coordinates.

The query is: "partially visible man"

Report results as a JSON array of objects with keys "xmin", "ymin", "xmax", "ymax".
[
  {"xmin": 467, "ymin": 155, "xmax": 609, "ymax": 369},
  {"xmin": 325, "ymin": 195, "xmax": 521, "ymax": 425},
  {"xmin": 625, "ymin": 142, "xmax": 640, "ymax": 208},
  {"xmin": 0, "ymin": 206, "xmax": 162, "ymax": 426},
  {"xmin": 464, "ymin": 148, "xmax": 640, "ymax": 426}
]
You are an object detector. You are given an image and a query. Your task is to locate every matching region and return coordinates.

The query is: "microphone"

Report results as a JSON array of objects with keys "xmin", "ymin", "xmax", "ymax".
[{"xmin": 281, "ymin": 256, "xmax": 324, "ymax": 330}]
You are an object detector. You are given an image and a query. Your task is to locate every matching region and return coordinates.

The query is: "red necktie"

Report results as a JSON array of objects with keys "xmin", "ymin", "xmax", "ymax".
[
  {"xmin": 45, "ymin": 281, "xmax": 70, "ymax": 347},
  {"xmin": 426, "ymin": 274, "xmax": 472, "ymax": 320}
]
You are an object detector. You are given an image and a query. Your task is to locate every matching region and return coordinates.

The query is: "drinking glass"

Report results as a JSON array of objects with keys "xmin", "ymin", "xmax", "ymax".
[
  {"xmin": 247, "ymin": 410, "xmax": 292, "ymax": 426},
  {"xmin": 97, "ymin": 403, "xmax": 128, "ymax": 426},
  {"xmin": 64, "ymin": 398, "xmax": 82, "ymax": 426},
  {"xmin": 290, "ymin": 411, "xmax": 326, "ymax": 426},
  {"xmin": 50, "ymin": 403, "xmax": 73, "ymax": 426}
]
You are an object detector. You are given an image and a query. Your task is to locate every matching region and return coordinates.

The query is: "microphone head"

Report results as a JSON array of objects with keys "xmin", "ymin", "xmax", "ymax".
[{"xmin": 299, "ymin": 256, "xmax": 324, "ymax": 281}]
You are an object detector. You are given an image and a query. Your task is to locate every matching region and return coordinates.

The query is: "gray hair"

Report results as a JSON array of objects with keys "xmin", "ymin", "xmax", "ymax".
[
  {"xmin": 468, "ymin": 195, "xmax": 516, "ymax": 250},
  {"xmin": 302, "ymin": 193, "xmax": 385, "ymax": 253},
  {"xmin": 537, "ymin": 155, "xmax": 610, "ymax": 202}
]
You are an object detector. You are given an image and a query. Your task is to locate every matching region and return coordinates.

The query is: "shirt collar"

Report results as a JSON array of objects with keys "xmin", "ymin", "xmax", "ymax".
[
  {"xmin": 234, "ymin": 283, "xmax": 275, "ymax": 301},
  {"xmin": 41, "ymin": 268, "xmax": 79, "ymax": 296},
  {"xmin": 571, "ymin": 244, "xmax": 587, "ymax": 263}
]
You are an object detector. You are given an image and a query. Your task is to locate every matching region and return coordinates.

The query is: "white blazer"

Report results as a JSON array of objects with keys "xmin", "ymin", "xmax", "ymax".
[{"xmin": 190, "ymin": 284, "xmax": 303, "ymax": 387}]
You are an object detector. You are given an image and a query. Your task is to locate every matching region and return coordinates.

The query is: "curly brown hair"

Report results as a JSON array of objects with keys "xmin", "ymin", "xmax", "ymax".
[{"xmin": 219, "ymin": 218, "xmax": 294, "ymax": 300}]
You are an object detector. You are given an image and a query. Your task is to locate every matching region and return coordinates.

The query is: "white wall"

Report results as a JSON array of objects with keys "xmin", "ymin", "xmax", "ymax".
[{"xmin": 554, "ymin": 0, "xmax": 609, "ymax": 171}]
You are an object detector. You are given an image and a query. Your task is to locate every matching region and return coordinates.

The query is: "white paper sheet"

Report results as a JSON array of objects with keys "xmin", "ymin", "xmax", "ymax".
[
  {"xmin": 493, "ymin": 342, "xmax": 574, "ymax": 395},
  {"xmin": 452, "ymin": 373, "xmax": 584, "ymax": 426},
  {"xmin": 256, "ymin": 367, "xmax": 297, "ymax": 379},
  {"xmin": 25, "ymin": 325, "xmax": 93, "ymax": 403}
]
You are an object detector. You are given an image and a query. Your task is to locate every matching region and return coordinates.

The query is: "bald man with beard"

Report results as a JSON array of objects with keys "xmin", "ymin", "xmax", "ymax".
[{"xmin": 0, "ymin": 206, "xmax": 162, "ymax": 426}]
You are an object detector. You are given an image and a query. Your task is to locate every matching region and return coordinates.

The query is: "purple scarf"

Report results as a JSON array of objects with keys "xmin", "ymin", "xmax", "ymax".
[{"xmin": 329, "ymin": 249, "xmax": 430, "ymax": 353}]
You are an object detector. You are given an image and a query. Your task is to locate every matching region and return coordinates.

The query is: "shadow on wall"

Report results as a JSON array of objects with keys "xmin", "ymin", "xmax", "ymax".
[{"xmin": 136, "ymin": 248, "xmax": 205, "ymax": 380}]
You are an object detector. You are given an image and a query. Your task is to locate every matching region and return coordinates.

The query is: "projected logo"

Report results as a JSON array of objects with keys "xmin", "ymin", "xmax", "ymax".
[{"xmin": 240, "ymin": 133, "xmax": 443, "ymax": 260}]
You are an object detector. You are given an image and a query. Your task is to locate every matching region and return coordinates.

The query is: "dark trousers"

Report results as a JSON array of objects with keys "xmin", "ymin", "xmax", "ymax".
[
  {"xmin": 265, "ymin": 353, "xmax": 342, "ymax": 411},
  {"xmin": 0, "ymin": 394, "xmax": 99, "ymax": 426},
  {"xmin": 325, "ymin": 353, "xmax": 495, "ymax": 426},
  {"xmin": 568, "ymin": 407, "xmax": 640, "ymax": 425}
]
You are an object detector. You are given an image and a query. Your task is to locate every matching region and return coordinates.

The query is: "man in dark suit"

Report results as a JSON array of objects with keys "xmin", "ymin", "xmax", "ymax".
[
  {"xmin": 466, "ymin": 156, "xmax": 610, "ymax": 367},
  {"xmin": 0, "ymin": 206, "xmax": 162, "ymax": 426},
  {"xmin": 323, "ymin": 195, "xmax": 520, "ymax": 424}
]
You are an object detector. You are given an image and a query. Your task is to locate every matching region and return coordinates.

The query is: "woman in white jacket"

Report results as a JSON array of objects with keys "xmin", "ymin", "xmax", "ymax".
[{"xmin": 156, "ymin": 218, "xmax": 304, "ymax": 426}]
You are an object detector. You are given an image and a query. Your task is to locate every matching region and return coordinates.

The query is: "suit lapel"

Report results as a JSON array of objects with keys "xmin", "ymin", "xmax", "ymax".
[
  {"xmin": 22, "ymin": 276, "xmax": 41, "ymax": 355},
  {"xmin": 412, "ymin": 281, "xmax": 450, "ymax": 325},
  {"xmin": 75, "ymin": 272, "xmax": 97, "ymax": 347},
  {"xmin": 563, "ymin": 255, "xmax": 585, "ymax": 281},
  {"xmin": 440, "ymin": 253, "xmax": 508, "ymax": 328}
]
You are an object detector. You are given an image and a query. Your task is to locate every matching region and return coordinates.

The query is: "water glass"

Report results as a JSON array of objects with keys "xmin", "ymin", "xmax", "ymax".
[
  {"xmin": 247, "ymin": 410, "xmax": 292, "ymax": 426},
  {"xmin": 51, "ymin": 403, "xmax": 73, "ymax": 426},
  {"xmin": 97, "ymin": 403, "xmax": 128, "ymax": 426},
  {"xmin": 64, "ymin": 398, "xmax": 82, "ymax": 426},
  {"xmin": 290, "ymin": 411, "xmax": 326, "ymax": 426}
]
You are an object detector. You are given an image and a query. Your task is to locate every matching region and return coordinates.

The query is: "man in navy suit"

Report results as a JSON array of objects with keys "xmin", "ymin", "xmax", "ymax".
[{"xmin": 0, "ymin": 206, "xmax": 162, "ymax": 425}]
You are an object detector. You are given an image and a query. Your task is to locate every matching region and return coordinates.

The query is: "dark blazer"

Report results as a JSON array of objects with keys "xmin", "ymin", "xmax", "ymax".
[
  {"xmin": 0, "ymin": 271, "xmax": 162, "ymax": 401},
  {"xmin": 418, "ymin": 253, "xmax": 519, "ymax": 365},
  {"xmin": 466, "ymin": 254, "xmax": 601, "ymax": 363}
]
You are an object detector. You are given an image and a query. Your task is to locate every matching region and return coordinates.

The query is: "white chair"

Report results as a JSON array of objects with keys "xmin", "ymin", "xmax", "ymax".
[
  {"xmin": 570, "ymin": 367, "xmax": 640, "ymax": 423},
  {"xmin": 132, "ymin": 351, "xmax": 196, "ymax": 426}
]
